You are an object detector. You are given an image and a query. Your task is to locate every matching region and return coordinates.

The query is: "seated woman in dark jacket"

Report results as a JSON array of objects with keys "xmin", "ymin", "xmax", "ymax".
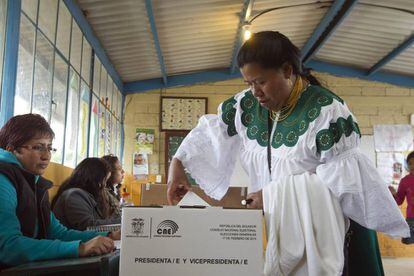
[{"xmin": 52, "ymin": 158, "xmax": 121, "ymax": 231}]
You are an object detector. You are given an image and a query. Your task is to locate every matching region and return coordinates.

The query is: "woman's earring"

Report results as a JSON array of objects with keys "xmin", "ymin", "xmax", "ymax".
[{"xmin": 288, "ymin": 78, "xmax": 293, "ymax": 88}]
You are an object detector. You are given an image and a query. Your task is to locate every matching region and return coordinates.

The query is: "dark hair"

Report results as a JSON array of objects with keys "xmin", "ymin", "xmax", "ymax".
[
  {"xmin": 407, "ymin": 151, "xmax": 414, "ymax": 163},
  {"xmin": 0, "ymin": 114, "xmax": 55, "ymax": 150},
  {"xmin": 237, "ymin": 31, "xmax": 320, "ymax": 85},
  {"xmin": 101, "ymin": 154, "xmax": 121, "ymax": 188},
  {"xmin": 51, "ymin": 158, "xmax": 111, "ymax": 217}
]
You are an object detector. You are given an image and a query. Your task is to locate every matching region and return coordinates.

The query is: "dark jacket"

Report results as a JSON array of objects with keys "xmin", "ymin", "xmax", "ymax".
[
  {"xmin": 0, "ymin": 161, "xmax": 52, "ymax": 239},
  {"xmin": 52, "ymin": 188, "xmax": 121, "ymax": 231}
]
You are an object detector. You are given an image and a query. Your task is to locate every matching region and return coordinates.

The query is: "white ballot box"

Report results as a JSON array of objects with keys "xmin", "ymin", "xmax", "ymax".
[{"xmin": 120, "ymin": 206, "xmax": 263, "ymax": 276}]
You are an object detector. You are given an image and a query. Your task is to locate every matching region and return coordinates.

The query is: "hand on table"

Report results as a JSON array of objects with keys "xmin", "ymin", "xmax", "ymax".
[{"xmin": 79, "ymin": 236, "xmax": 114, "ymax": 257}]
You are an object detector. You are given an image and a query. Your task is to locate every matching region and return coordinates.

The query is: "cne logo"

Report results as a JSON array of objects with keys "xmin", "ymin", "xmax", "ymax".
[{"xmin": 156, "ymin": 220, "xmax": 179, "ymax": 235}]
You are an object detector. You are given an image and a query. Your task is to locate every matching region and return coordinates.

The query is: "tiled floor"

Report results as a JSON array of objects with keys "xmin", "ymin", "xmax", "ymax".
[{"xmin": 382, "ymin": 258, "xmax": 414, "ymax": 276}]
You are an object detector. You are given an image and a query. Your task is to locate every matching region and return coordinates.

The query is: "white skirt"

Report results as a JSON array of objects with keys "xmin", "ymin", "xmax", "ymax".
[{"xmin": 263, "ymin": 172, "xmax": 347, "ymax": 276}]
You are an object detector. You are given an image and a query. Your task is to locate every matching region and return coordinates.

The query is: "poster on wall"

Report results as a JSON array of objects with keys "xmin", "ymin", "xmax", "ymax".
[
  {"xmin": 373, "ymin": 125, "xmax": 413, "ymax": 152},
  {"xmin": 133, "ymin": 153, "xmax": 149, "ymax": 180},
  {"xmin": 376, "ymin": 152, "xmax": 406, "ymax": 186},
  {"xmin": 135, "ymin": 128, "xmax": 155, "ymax": 154},
  {"xmin": 160, "ymin": 97, "xmax": 207, "ymax": 131}
]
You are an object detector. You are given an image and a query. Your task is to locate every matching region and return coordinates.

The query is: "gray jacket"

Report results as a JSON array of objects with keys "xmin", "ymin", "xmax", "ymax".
[{"xmin": 52, "ymin": 188, "xmax": 120, "ymax": 231}]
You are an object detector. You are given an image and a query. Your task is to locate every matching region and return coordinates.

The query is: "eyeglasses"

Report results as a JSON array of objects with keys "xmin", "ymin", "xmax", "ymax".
[{"xmin": 20, "ymin": 145, "xmax": 57, "ymax": 154}]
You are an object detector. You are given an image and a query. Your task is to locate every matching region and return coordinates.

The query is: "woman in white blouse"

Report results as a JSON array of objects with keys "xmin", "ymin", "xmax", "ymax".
[{"xmin": 167, "ymin": 31, "xmax": 408, "ymax": 276}]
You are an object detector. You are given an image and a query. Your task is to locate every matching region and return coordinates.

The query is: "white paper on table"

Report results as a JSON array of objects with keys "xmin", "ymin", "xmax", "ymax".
[
  {"xmin": 114, "ymin": 240, "xmax": 121, "ymax": 249},
  {"xmin": 177, "ymin": 191, "xmax": 211, "ymax": 206}
]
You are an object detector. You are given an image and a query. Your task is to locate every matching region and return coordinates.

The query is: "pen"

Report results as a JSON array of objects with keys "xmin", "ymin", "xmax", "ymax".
[{"xmin": 241, "ymin": 198, "xmax": 253, "ymax": 206}]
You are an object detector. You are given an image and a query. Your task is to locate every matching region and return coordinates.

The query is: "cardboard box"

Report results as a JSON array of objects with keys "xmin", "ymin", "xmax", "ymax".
[
  {"xmin": 120, "ymin": 206, "xmax": 263, "ymax": 276},
  {"xmin": 140, "ymin": 184, "xmax": 248, "ymax": 208}
]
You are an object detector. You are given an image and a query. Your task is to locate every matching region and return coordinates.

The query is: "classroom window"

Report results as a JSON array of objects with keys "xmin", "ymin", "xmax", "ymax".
[
  {"xmin": 81, "ymin": 37, "xmax": 91, "ymax": 84},
  {"xmin": 70, "ymin": 21, "xmax": 82, "ymax": 75},
  {"xmin": 77, "ymin": 80, "xmax": 90, "ymax": 162},
  {"xmin": 100, "ymin": 68, "xmax": 107, "ymax": 103},
  {"xmin": 98, "ymin": 102, "xmax": 106, "ymax": 157},
  {"xmin": 38, "ymin": 0, "xmax": 58, "ymax": 43},
  {"xmin": 89, "ymin": 94, "xmax": 99, "ymax": 157},
  {"xmin": 113, "ymin": 86, "xmax": 118, "ymax": 119},
  {"xmin": 21, "ymin": 0, "xmax": 38, "ymax": 23},
  {"xmin": 63, "ymin": 69, "xmax": 80, "ymax": 168},
  {"xmin": 117, "ymin": 120, "xmax": 122, "ymax": 157},
  {"xmin": 105, "ymin": 111, "xmax": 111, "ymax": 154},
  {"xmin": 12, "ymin": 1, "xmax": 123, "ymax": 167},
  {"xmin": 56, "ymin": 1, "xmax": 71, "ymax": 59},
  {"xmin": 14, "ymin": 14, "xmax": 35, "ymax": 115},
  {"xmin": 118, "ymin": 91, "xmax": 122, "ymax": 119},
  {"xmin": 50, "ymin": 52, "xmax": 68, "ymax": 164},
  {"xmin": 32, "ymin": 30, "xmax": 54, "ymax": 120},
  {"xmin": 93, "ymin": 55, "xmax": 100, "ymax": 96}
]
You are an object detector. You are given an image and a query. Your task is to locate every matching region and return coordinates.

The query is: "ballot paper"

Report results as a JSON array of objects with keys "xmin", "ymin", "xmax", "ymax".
[
  {"xmin": 114, "ymin": 240, "xmax": 121, "ymax": 249},
  {"xmin": 177, "ymin": 191, "xmax": 210, "ymax": 206}
]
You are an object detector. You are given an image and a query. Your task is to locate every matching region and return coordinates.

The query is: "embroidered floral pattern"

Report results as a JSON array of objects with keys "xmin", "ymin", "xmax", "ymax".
[
  {"xmin": 221, "ymin": 96, "xmax": 238, "ymax": 136},
  {"xmin": 271, "ymin": 86, "xmax": 344, "ymax": 148},
  {"xmin": 316, "ymin": 115, "xmax": 361, "ymax": 152},
  {"xmin": 222, "ymin": 86, "xmax": 349, "ymax": 149},
  {"xmin": 240, "ymin": 91, "xmax": 269, "ymax": 146}
]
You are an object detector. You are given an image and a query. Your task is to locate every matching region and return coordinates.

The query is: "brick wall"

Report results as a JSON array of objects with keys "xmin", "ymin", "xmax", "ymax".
[{"xmin": 124, "ymin": 71, "xmax": 414, "ymax": 257}]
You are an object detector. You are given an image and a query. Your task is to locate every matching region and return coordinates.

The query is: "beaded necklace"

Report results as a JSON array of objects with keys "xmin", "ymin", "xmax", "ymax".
[{"xmin": 270, "ymin": 75, "xmax": 308, "ymax": 122}]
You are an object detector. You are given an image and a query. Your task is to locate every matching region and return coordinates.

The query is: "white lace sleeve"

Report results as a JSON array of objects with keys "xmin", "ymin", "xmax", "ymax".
[
  {"xmin": 312, "ymin": 101, "xmax": 409, "ymax": 238},
  {"xmin": 174, "ymin": 97, "xmax": 241, "ymax": 200}
]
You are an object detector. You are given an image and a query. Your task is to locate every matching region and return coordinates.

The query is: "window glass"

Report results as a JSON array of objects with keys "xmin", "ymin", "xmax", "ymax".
[
  {"xmin": 0, "ymin": 0, "xmax": 7, "ymax": 99},
  {"xmin": 64, "ymin": 69, "xmax": 80, "ymax": 168},
  {"xmin": 111, "ymin": 115, "xmax": 116, "ymax": 154},
  {"xmin": 14, "ymin": 14, "xmax": 35, "ymax": 115},
  {"xmin": 38, "ymin": 0, "xmax": 57, "ymax": 43},
  {"xmin": 105, "ymin": 110, "xmax": 111, "ymax": 154},
  {"xmin": 93, "ymin": 56, "xmax": 101, "ymax": 96},
  {"xmin": 22, "ymin": 0, "xmax": 38, "ymax": 23},
  {"xmin": 32, "ymin": 31, "xmax": 54, "ymax": 121},
  {"xmin": 98, "ymin": 102, "xmax": 105, "ymax": 157},
  {"xmin": 77, "ymin": 81, "xmax": 90, "ymax": 162},
  {"xmin": 70, "ymin": 21, "xmax": 82, "ymax": 74},
  {"xmin": 113, "ymin": 119, "xmax": 117, "ymax": 156},
  {"xmin": 117, "ymin": 121, "xmax": 122, "ymax": 158},
  {"xmin": 56, "ymin": 0, "xmax": 71, "ymax": 59},
  {"xmin": 89, "ymin": 94, "xmax": 99, "ymax": 157},
  {"xmin": 118, "ymin": 91, "xmax": 123, "ymax": 119},
  {"xmin": 113, "ymin": 87, "xmax": 118, "ymax": 119},
  {"xmin": 50, "ymin": 53, "xmax": 68, "ymax": 164},
  {"xmin": 100, "ymin": 69, "xmax": 107, "ymax": 103},
  {"xmin": 107, "ymin": 78, "xmax": 113, "ymax": 110},
  {"xmin": 81, "ymin": 37, "xmax": 91, "ymax": 84}
]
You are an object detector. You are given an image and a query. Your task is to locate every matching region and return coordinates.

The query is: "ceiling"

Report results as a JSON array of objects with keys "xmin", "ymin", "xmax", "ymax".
[{"xmin": 74, "ymin": 0, "xmax": 414, "ymax": 93}]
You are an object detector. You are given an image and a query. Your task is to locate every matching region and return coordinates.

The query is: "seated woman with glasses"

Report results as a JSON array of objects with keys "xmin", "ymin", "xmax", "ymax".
[
  {"xmin": 52, "ymin": 158, "xmax": 121, "ymax": 231},
  {"xmin": 0, "ymin": 114, "xmax": 120, "ymax": 269}
]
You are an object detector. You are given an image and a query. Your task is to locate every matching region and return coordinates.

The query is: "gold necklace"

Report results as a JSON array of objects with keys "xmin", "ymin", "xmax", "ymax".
[{"xmin": 269, "ymin": 75, "xmax": 307, "ymax": 122}]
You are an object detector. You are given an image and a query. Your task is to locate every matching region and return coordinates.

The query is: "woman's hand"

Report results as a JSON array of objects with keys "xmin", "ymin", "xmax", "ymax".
[
  {"xmin": 388, "ymin": 186, "xmax": 397, "ymax": 196},
  {"xmin": 246, "ymin": 190, "xmax": 263, "ymax": 209},
  {"xmin": 108, "ymin": 230, "xmax": 121, "ymax": 240},
  {"xmin": 167, "ymin": 158, "xmax": 191, "ymax": 205},
  {"xmin": 78, "ymin": 236, "xmax": 114, "ymax": 257}
]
